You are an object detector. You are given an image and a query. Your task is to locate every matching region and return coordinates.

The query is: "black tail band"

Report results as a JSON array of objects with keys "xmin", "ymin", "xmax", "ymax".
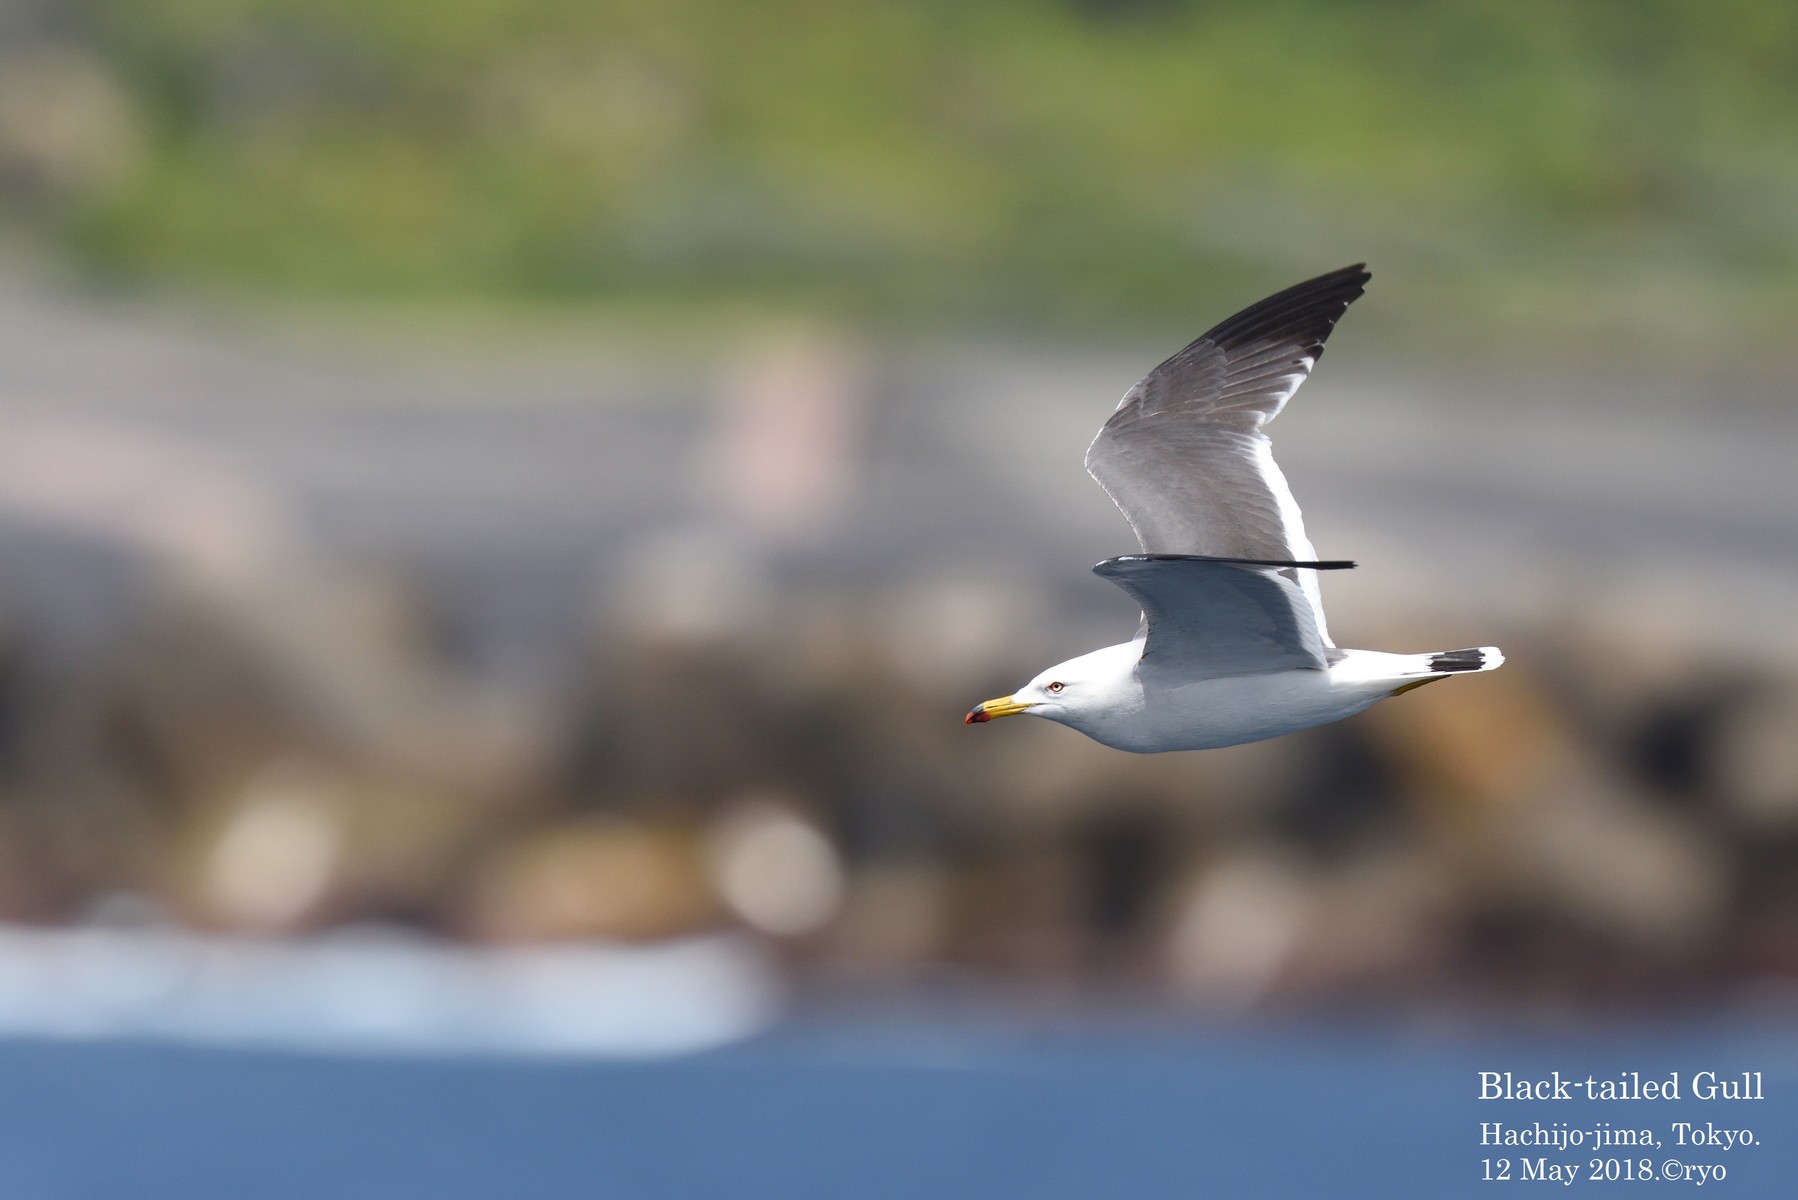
[{"xmin": 1429, "ymin": 648, "xmax": 1489, "ymax": 673}]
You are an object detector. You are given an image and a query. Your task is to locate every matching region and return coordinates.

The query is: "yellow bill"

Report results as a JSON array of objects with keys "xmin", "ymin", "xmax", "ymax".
[{"xmin": 964, "ymin": 695, "xmax": 1035, "ymax": 724}]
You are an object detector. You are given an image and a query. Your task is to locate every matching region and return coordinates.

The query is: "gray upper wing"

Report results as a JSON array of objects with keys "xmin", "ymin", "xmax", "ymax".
[
  {"xmin": 1084, "ymin": 265, "xmax": 1369, "ymax": 643},
  {"xmin": 1094, "ymin": 555, "xmax": 1348, "ymax": 679}
]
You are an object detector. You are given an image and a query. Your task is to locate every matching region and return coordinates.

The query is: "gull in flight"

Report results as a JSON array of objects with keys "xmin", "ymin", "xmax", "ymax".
[{"xmin": 965, "ymin": 265, "xmax": 1501, "ymax": 752}]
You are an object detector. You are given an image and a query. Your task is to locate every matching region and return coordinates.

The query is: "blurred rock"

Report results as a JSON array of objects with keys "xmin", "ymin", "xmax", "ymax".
[
  {"xmin": 1505, "ymin": 772, "xmax": 1732, "ymax": 953},
  {"xmin": 946, "ymin": 835, "xmax": 1084, "ymax": 977},
  {"xmin": 1711, "ymin": 683, "xmax": 1798, "ymax": 832},
  {"xmin": 1279, "ymin": 846, "xmax": 1454, "ymax": 999},
  {"xmin": 463, "ymin": 818, "xmax": 714, "ymax": 943},
  {"xmin": 822, "ymin": 862, "xmax": 950, "ymax": 972},
  {"xmin": 188, "ymin": 757, "xmax": 346, "ymax": 933},
  {"xmin": 0, "ymin": 412, "xmax": 295, "ymax": 588},
  {"xmin": 605, "ymin": 528, "xmax": 776, "ymax": 647},
  {"xmin": 1163, "ymin": 849, "xmax": 1315, "ymax": 1011},
  {"xmin": 1357, "ymin": 650, "xmax": 1569, "ymax": 822},
  {"xmin": 568, "ymin": 633, "xmax": 782, "ymax": 804},
  {"xmin": 0, "ymin": 805, "xmax": 65, "ymax": 921},
  {"xmin": 705, "ymin": 795, "xmax": 844, "ymax": 937},
  {"xmin": 333, "ymin": 777, "xmax": 493, "ymax": 924}
]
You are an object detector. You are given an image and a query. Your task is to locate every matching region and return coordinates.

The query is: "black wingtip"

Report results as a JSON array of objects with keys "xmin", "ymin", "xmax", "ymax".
[
  {"xmin": 1097, "ymin": 554, "xmax": 1357, "ymax": 571},
  {"xmin": 1198, "ymin": 263, "xmax": 1371, "ymax": 356}
]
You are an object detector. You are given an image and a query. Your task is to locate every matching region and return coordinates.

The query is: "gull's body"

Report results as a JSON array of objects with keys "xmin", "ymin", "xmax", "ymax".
[
  {"xmin": 966, "ymin": 265, "xmax": 1501, "ymax": 752},
  {"xmin": 1021, "ymin": 641, "xmax": 1473, "ymax": 754}
]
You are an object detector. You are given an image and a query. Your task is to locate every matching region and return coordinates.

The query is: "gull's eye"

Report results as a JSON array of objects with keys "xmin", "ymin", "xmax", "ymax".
[{"xmin": 1046, "ymin": 681, "xmax": 1065, "ymax": 693}]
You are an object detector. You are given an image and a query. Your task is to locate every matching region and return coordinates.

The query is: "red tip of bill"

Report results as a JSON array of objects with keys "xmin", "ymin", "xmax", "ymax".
[{"xmin": 964, "ymin": 707, "xmax": 989, "ymax": 724}]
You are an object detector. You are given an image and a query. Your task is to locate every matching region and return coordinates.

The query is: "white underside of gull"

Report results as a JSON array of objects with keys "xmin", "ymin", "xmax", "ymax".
[{"xmin": 1039, "ymin": 644, "xmax": 1492, "ymax": 754}]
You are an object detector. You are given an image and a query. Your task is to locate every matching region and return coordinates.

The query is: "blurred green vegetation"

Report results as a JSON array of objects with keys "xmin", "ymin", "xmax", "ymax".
[{"xmin": 3, "ymin": 0, "xmax": 1796, "ymax": 339}]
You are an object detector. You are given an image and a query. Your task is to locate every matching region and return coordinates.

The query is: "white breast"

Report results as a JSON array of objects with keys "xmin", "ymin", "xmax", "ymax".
[{"xmin": 1073, "ymin": 664, "xmax": 1388, "ymax": 753}]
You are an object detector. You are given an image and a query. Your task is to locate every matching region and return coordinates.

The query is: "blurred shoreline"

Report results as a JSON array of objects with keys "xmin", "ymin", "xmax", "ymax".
[
  {"xmin": 0, "ymin": 919, "xmax": 777, "ymax": 1056},
  {"xmin": 0, "ymin": 274, "xmax": 1787, "ymax": 1024}
]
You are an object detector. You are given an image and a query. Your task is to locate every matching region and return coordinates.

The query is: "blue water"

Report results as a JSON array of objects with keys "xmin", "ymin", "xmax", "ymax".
[{"xmin": 0, "ymin": 1020, "xmax": 1792, "ymax": 1199}]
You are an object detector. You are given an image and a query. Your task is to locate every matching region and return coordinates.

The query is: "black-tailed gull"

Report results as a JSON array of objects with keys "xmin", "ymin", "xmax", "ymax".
[{"xmin": 965, "ymin": 265, "xmax": 1502, "ymax": 752}]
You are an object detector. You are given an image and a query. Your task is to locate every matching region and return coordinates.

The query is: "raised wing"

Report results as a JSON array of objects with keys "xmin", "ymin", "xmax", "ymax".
[
  {"xmin": 1094, "ymin": 555, "xmax": 1354, "ymax": 680},
  {"xmin": 1084, "ymin": 265, "xmax": 1369, "ymax": 643}
]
